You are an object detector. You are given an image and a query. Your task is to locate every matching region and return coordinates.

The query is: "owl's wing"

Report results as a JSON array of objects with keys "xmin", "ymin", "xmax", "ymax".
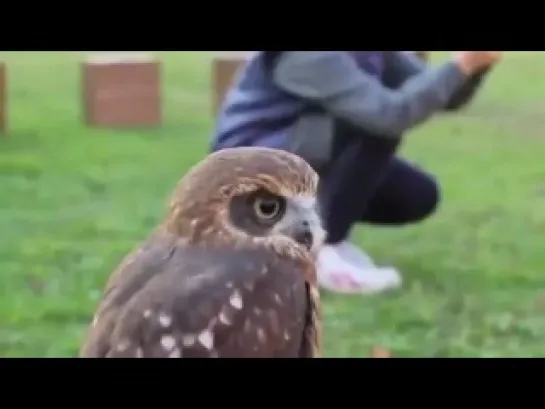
[{"xmin": 80, "ymin": 237, "xmax": 313, "ymax": 358}]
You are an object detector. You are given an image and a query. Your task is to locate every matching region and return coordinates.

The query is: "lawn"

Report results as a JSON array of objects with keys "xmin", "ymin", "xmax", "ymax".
[{"xmin": 1, "ymin": 51, "xmax": 545, "ymax": 358}]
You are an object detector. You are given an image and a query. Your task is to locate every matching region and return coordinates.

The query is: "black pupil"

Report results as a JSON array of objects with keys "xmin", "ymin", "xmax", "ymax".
[{"xmin": 259, "ymin": 200, "xmax": 277, "ymax": 216}]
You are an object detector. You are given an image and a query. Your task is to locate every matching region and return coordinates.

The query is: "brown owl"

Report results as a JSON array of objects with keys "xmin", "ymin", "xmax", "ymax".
[{"xmin": 79, "ymin": 147, "xmax": 325, "ymax": 358}]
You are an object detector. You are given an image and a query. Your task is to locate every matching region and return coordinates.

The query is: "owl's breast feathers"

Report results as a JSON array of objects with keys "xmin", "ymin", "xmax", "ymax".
[{"xmin": 80, "ymin": 233, "xmax": 321, "ymax": 358}]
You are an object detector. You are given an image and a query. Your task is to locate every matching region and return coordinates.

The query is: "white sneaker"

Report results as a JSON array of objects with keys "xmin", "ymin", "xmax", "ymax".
[
  {"xmin": 316, "ymin": 243, "xmax": 402, "ymax": 294},
  {"xmin": 336, "ymin": 240, "xmax": 377, "ymax": 268}
]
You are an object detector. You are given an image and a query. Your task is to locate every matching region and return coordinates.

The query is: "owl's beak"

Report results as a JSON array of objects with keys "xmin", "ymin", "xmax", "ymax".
[
  {"xmin": 291, "ymin": 221, "xmax": 315, "ymax": 250},
  {"xmin": 283, "ymin": 197, "xmax": 326, "ymax": 254}
]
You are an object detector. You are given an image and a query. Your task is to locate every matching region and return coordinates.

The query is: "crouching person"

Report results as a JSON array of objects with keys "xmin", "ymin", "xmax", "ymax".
[{"xmin": 210, "ymin": 51, "xmax": 501, "ymax": 294}]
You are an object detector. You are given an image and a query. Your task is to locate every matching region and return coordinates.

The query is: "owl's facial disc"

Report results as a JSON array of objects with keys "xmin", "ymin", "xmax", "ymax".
[{"xmin": 228, "ymin": 189, "xmax": 325, "ymax": 253}]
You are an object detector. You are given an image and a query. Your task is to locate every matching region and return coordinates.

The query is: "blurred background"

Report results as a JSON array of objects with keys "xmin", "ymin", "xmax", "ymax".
[{"xmin": 1, "ymin": 51, "xmax": 544, "ymax": 358}]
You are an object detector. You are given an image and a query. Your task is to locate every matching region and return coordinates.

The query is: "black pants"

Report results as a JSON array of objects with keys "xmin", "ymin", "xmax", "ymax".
[{"xmin": 317, "ymin": 122, "xmax": 440, "ymax": 244}]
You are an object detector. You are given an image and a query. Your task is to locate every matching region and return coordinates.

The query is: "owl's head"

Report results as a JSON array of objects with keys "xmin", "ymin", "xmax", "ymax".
[{"xmin": 164, "ymin": 147, "xmax": 325, "ymax": 256}]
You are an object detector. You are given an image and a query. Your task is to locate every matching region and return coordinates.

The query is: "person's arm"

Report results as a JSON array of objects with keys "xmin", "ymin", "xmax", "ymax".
[
  {"xmin": 384, "ymin": 51, "xmax": 491, "ymax": 111},
  {"xmin": 272, "ymin": 51, "xmax": 469, "ymax": 138}
]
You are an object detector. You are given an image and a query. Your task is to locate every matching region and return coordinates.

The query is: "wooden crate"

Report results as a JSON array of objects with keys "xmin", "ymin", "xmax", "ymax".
[
  {"xmin": 82, "ymin": 53, "xmax": 162, "ymax": 128},
  {"xmin": 211, "ymin": 52, "xmax": 253, "ymax": 115},
  {"xmin": 0, "ymin": 62, "xmax": 6, "ymax": 133}
]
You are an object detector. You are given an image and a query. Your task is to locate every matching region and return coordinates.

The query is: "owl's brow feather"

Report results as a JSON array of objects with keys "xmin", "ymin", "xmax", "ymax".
[
  {"xmin": 170, "ymin": 148, "xmax": 317, "ymax": 203},
  {"xmin": 161, "ymin": 148, "xmax": 318, "ymax": 243}
]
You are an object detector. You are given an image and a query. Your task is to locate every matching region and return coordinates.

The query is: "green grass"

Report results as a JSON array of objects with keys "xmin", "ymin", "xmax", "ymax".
[{"xmin": 1, "ymin": 51, "xmax": 545, "ymax": 358}]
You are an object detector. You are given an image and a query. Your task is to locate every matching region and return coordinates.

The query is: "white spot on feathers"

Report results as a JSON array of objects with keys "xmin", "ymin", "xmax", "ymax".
[
  {"xmin": 257, "ymin": 328, "xmax": 266, "ymax": 343},
  {"xmin": 161, "ymin": 335, "xmax": 176, "ymax": 351},
  {"xmin": 229, "ymin": 290, "xmax": 243, "ymax": 310},
  {"xmin": 143, "ymin": 309, "xmax": 152, "ymax": 319},
  {"xmin": 219, "ymin": 310, "xmax": 232, "ymax": 325},
  {"xmin": 158, "ymin": 313, "xmax": 172, "ymax": 328},
  {"xmin": 169, "ymin": 348, "xmax": 182, "ymax": 358},
  {"xmin": 198, "ymin": 329, "xmax": 214, "ymax": 350}
]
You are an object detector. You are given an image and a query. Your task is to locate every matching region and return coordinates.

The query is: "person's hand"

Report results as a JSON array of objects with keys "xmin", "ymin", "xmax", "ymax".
[{"xmin": 452, "ymin": 51, "xmax": 503, "ymax": 75}]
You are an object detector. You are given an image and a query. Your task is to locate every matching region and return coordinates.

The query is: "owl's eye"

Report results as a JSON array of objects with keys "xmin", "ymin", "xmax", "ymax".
[{"xmin": 253, "ymin": 196, "xmax": 282, "ymax": 220}]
